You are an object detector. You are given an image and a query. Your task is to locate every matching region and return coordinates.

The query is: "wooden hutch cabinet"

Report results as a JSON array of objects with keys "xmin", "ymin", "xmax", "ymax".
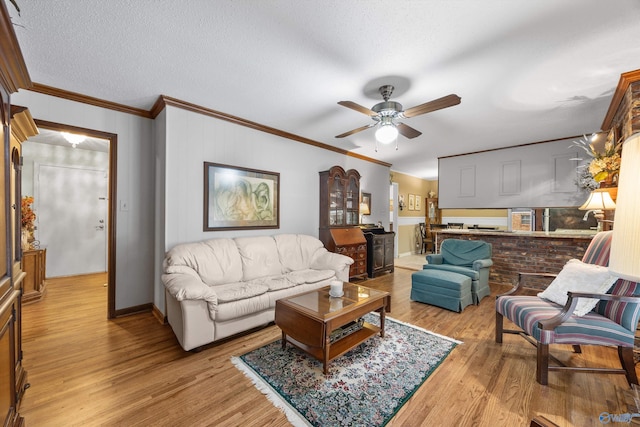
[
  {"xmin": 319, "ymin": 166, "xmax": 367, "ymax": 280},
  {"xmin": 0, "ymin": 7, "xmax": 34, "ymax": 424}
]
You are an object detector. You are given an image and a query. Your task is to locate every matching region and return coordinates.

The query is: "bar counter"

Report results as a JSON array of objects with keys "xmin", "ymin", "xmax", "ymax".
[{"xmin": 433, "ymin": 229, "xmax": 595, "ymax": 291}]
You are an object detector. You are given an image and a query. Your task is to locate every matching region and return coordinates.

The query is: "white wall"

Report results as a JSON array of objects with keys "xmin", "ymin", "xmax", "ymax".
[
  {"xmin": 438, "ymin": 137, "xmax": 590, "ymax": 208},
  {"xmin": 12, "ymin": 90, "xmax": 155, "ymax": 311},
  {"xmin": 22, "ymin": 141, "xmax": 109, "ymax": 195},
  {"xmin": 156, "ymin": 105, "xmax": 390, "ymax": 312},
  {"xmin": 22, "ymin": 141, "xmax": 110, "ymax": 276}
]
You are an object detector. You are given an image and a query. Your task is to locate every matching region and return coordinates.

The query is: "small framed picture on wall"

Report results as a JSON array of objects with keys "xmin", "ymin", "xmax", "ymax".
[
  {"xmin": 408, "ymin": 194, "xmax": 415, "ymax": 211},
  {"xmin": 415, "ymin": 195, "xmax": 421, "ymax": 211}
]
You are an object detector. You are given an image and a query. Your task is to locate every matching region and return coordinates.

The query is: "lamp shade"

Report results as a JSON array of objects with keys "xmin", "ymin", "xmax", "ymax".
[
  {"xmin": 609, "ymin": 133, "xmax": 640, "ymax": 281},
  {"xmin": 579, "ymin": 189, "xmax": 616, "ymax": 211},
  {"xmin": 359, "ymin": 202, "xmax": 370, "ymax": 215}
]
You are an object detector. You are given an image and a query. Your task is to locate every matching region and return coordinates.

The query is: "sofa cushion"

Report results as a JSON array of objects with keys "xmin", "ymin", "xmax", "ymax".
[
  {"xmin": 164, "ymin": 238, "xmax": 243, "ymax": 286},
  {"xmin": 250, "ymin": 275, "xmax": 296, "ymax": 291},
  {"xmin": 286, "ymin": 268, "xmax": 335, "ymax": 285},
  {"xmin": 214, "ymin": 293, "xmax": 271, "ymax": 322},
  {"xmin": 215, "ymin": 282, "xmax": 269, "ymax": 303},
  {"xmin": 274, "ymin": 234, "xmax": 326, "ymax": 272},
  {"xmin": 235, "ymin": 236, "xmax": 283, "ymax": 281}
]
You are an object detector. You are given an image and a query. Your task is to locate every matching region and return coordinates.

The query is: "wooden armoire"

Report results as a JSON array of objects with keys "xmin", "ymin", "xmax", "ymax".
[
  {"xmin": 0, "ymin": 1, "xmax": 34, "ymax": 425},
  {"xmin": 319, "ymin": 166, "xmax": 367, "ymax": 280}
]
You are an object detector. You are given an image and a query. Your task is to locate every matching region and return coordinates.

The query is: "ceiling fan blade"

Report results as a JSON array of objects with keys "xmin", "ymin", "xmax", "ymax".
[
  {"xmin": 402, "ymin": 94, "xmax": 461, "ymax": 118},
  {"xmin": 396, "ymin": 123, "xmax": 422, "ymax": 139},
  {"xmin": 335, "ymin": 123, "xmax": 375, "ymax": 138},
  {"xmin": 337, "ymin": 101, "xmax": 377, "ymax": 117}
]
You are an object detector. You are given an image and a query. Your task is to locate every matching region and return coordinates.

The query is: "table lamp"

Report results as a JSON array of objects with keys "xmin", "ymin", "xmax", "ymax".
[
  {"xmin": 579, "ymin": 188, "xmax": 616, "ymax": 232},
  {"xmin": 609, "ymin": 133, "xmax": 640, "ymax": 282}
]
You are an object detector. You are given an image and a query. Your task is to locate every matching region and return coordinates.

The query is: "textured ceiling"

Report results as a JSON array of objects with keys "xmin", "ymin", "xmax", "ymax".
[{"xmin": 7, "ymin": 0, "xmax": 640, "ymax": 178}]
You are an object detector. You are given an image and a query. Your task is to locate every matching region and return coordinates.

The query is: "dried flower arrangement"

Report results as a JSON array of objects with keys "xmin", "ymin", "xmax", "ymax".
[
  {"xmin": 21, "ymin": 196, "xmax": 36, "ymax": 232},
  {"xmin": 570, "ymin": 134, "xmax": 622, "ymax": 189}
]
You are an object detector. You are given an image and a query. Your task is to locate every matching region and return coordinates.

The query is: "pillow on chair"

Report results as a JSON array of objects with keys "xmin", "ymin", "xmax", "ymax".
[{"xmin": 537, "ymin": 259, "xmax": 618, "ymax": 316}]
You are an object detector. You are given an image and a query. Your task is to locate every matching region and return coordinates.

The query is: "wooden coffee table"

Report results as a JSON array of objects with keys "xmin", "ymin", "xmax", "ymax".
[{"xmin": 275, "ymin": 282, "xmax": 391, "ymax": 375}]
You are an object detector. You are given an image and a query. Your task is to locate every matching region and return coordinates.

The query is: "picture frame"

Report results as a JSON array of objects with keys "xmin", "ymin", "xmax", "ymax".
[
  {"xmin": 361, "ymin": 192, "xmax": 371, "ymax": 215},
  {"xmin": 408, "ymin": 194, "xmax": 415, "ymax": 211},
  {"xmin": 415, "ymin": 195, "xmax": 421, "ymax": 211},
  {"xmin": 203, "ymin": 162, "xmax": 279, "ymax": 231}
]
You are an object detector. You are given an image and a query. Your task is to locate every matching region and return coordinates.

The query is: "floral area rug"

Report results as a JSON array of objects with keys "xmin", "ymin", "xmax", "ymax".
[{"xmin": 231, "ymin": 313, "xmax": 460, "ymax": 426}]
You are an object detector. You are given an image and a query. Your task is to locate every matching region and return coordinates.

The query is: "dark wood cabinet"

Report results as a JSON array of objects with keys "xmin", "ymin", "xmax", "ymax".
[
  {"xmin": 364, "ymin": 230, "xmax": 395, "ymax": 278},
  {"xmin": 321, "ymin": 228, "xmax": 367, "ymax": 279},
  {"xmin": 319, "ymin": 166, "xmax": 367, "ymax": 280}
]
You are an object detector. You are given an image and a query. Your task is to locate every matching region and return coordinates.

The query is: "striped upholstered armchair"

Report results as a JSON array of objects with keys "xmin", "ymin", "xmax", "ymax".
[{"xmin": 495, "ymin": 231, "xmax": 640, "ymax": 385}]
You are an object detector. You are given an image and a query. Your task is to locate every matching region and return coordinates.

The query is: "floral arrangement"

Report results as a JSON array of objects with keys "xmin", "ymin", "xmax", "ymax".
[
  {"xmin": 21, "ymin": 196, "xmax": 36, "ymax": 232},
  {"xmin": 570, "ymin": 134, "xmax": 622, "ymax": 189}
]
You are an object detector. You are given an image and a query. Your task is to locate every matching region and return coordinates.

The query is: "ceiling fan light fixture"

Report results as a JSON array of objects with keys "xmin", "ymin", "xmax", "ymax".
[{"xmin": 375, "ymin": 121, "xmax": 398, "ymax": 145}]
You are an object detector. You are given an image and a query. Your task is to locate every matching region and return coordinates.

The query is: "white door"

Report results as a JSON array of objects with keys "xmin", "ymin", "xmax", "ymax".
[{"xmin": 36, "ymin": 164, "xmax": 108, "ymax": 277}]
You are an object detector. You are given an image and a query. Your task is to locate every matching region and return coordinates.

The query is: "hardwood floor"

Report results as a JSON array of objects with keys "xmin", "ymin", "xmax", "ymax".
[{"xmin": 20, "ymin": 270, "xmax": 636, "ymax": 426}]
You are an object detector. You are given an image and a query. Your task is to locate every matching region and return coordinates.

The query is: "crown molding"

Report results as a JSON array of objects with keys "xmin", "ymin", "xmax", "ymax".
[
  {"xmin": 30, "ymin": 83, "xmax": 152, "ymax": 118},
  {"xmin": 601, "ymin": 69, "xmax": 640, "ymax": 131},
  {"xmin": 152, "ymin": 95, "xmax": 392, "ymax": 168},
  {"xmin": 10, "ymin": 105, "xmax": 37, "ymax": 142},
  {"xmin": 0, "ymin": 1, "xmax": 31, "ymax": 93}
]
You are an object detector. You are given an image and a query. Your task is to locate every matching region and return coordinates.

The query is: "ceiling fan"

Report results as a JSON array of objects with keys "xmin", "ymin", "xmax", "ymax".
[{"xmin": 335, "ymin": 85, "xmax": 461, "ymax": 150}]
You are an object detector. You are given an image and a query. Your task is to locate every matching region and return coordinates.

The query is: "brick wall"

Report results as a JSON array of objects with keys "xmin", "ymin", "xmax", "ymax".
[{"xmin": 435, "ymin": 231, "xmax": 593, "ymax": 292}]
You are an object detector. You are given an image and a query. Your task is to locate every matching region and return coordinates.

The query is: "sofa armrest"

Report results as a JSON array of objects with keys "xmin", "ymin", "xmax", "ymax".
[
  {"xmin": 310, "ymin": 250, "xmax": 354, "ymax": 282},
  {"xmin": 472, "ymin": 258, "xmax": 493, "ymax": 270},
  {"xmin": 426, "ymin": 254, "xmax": 443, "ymax": 265},
  {"xmin": 162, "ymin": 265, "xmax": 218, "ymax": 307}
]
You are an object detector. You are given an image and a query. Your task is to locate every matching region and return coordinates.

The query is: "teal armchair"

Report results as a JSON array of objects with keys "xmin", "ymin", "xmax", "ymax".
[{"xmin": 424, "ymin": 239, "xmax": 493, "ymax": 304}]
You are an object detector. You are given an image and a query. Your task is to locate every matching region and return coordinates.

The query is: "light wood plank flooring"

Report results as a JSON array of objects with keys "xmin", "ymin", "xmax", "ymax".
[{"xmin": 19, "ymin": 270, "xmax": 636, "ymax": 426}]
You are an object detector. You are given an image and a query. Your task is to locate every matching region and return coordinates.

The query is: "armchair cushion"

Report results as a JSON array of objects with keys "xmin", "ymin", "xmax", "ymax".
[
  {"xmin": 423, "ymin": 264, "xmax": 480, "ymax": 280},
  {"xmin": 496, "ymin": 295, "xmax": 635, "ymax": 346},
  {"xmin": 537, "ymin": 259, "xmax": 618, "ymax": 316},
  {"xmin": 440, "ymin": 239, "xmax": 492, "ymax": 267}
]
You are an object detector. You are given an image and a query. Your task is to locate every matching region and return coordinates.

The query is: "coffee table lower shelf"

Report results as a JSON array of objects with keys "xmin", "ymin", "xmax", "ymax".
[{"xmin": 283, "ymin": 321, "xmax": 380, "ymax": 372}]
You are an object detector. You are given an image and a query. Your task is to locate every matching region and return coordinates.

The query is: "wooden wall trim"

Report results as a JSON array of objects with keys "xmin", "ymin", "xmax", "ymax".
[
  {"xmin": 0, "ymin": 1, "xmax": 31, "ymax": 93},
  {"xmin": 601, "ymin": 69, "xmax": 640, "ymax": 131},
  {"xmin": 34, "ymin": 119, "xmax": 119, "ymax": 319},
  {"xmin": 153, "ymin": 95, "xmax": 392, "ymax": 168},
  {"xmin": 23, "ymin": 85, "xmax": 392, "ymax": 168},
  {"xmin": 30, "ymin": 83, "xmax": 152, "ymax": 119},
  {"xmin": 438, "ymin": 134, "xmax": 586, "ymax": 160}
]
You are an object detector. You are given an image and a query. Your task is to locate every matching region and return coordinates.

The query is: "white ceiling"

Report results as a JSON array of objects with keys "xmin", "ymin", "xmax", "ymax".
[{"xmin": 7, "ymin": 1, "xmax": 640, "ymax": 178}]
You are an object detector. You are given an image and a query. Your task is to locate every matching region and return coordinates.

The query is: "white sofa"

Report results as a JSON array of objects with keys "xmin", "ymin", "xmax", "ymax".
[{"xmin": 162, "ymin": 234, "xmax": 354, "ymax": 351}]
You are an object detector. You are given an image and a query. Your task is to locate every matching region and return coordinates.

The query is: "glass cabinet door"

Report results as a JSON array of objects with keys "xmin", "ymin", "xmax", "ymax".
[
  {"xmin": 330, "ymin": 174, "xmax": 344, "ymax": 226},
  {"xmin": 346, "ymin": 175, "xmax": 359, "ymax": 225}
]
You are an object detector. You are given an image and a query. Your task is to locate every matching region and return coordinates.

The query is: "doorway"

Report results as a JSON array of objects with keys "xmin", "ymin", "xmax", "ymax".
[
  {"xmin": 24, "ymin": 120, "xmax": 117, "ymax": 318},
  {"xmin": 36, "ymin": 164, "xmax": 108, "ymax": 277}
]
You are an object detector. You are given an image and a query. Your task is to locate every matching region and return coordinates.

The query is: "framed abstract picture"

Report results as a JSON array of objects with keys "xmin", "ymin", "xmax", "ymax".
[{"xmin": 204, "ymin": 162, "xmax": 279, "ymax": 231}]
